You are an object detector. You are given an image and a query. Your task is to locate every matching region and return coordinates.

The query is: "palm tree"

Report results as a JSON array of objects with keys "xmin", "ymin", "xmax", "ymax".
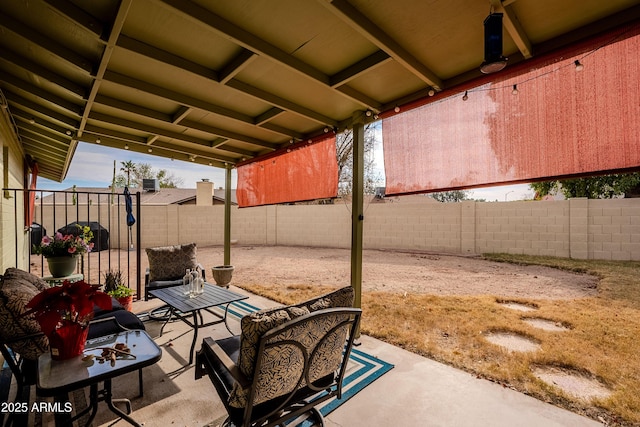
[{"xmin": 120, "ymin": 160, "xmax": 136, "ymax": 187}]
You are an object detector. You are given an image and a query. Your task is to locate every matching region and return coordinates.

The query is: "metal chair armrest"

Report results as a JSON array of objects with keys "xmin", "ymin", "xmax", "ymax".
[{"xmin": 201, "ymin": 337, "xmax": 250, "ymax": 389}]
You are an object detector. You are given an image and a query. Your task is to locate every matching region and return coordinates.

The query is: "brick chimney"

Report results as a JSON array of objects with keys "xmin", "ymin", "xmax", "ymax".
[{"xmin": 196, "ymin": 179, "xmax": 213, "ymax": 206}]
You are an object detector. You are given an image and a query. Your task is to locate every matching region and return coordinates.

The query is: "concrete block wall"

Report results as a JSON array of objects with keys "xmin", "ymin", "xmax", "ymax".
[
  {"xmin": 275, "ymin": 204, "xmax": 351, "ymax": 248},
  {"xmin": 475, "ymin": 200, "xmax": 571, "ymax": 257},
  {"xmin": 364, "ymin": 201, "xmax": 461, "ymax": 252},
  {"xmin": 587, "ymin": 199, "xmax": 640, "ymax": 260},
  {"xmin": 31, "ymin": 197, "xmax": 640, "ymax": 261}
]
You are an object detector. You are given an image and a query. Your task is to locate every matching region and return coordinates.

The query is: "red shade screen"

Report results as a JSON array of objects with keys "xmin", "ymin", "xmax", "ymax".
[
  {"xmin": 383, "ymin": 30, "xmax": 640, "ymax": 196},
  {"xmin": 237, "ymin": 135, "xmax": 338, "ymax": 207}
]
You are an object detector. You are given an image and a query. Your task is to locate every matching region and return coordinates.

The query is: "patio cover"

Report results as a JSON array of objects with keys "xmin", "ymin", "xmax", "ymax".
[{"xmin": 1, "ymin": 0, "xmax": 639, "ymax": 182}]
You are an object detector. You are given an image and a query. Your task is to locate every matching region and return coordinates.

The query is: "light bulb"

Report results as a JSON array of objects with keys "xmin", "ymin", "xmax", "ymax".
[
  {"xmin": 95, "ymin": 138, "xmax": 101, "ymax": 144},
  {"xmin": 394, "ymin": 106, "xmax": 400, "ymax": 113},
  {"xmin": 512, "ymin": 84, "xmax": 519, "ymax": 95},
  {"xmin": 462, "ymin": 91, "xmax": 469, "ymax": 101},
  {"xmin": 574, "ymin": 60, "xmax": 584, "ymax": 72},
  {"xmin": 124, "ymin": 144, "xmax": 129, "ymax": 150}
]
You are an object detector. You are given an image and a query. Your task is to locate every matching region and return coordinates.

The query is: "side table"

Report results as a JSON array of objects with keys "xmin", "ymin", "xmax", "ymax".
[
  {"xmin": 37, "ymin": 329, "xmax": 161, "ymax": 427},
  {"xmin": 41, "ymin": 273, "xmax": 84, "ymax": 287}
]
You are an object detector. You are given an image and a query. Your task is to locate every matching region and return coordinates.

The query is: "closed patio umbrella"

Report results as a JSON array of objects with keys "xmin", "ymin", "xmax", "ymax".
[{"xmin": 124, "ymin": 187, "xmax": 135, "ymax": 249}]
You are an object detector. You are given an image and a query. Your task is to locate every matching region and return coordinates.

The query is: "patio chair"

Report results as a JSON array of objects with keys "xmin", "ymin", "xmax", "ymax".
[
  {"xmin": 144, "ymin": 243, "xmax": 205, "ymax": 301},
  {"xmin": 195, "ymin": 286, "xmax": 361, "ymax": 427}
]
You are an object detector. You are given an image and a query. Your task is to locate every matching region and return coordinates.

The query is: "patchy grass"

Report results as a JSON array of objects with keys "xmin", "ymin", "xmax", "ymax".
[{"xmin": 237, "ymin": 255, "xmax": 640, "ymax": 426}]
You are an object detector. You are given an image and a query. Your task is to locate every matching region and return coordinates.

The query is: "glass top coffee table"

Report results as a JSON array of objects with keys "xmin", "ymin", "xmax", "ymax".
[
  {"xmin": 37, "ymin": 329, "xmax": 161, "ymax": 427},
  {"xmin": 149, "ymin": 284, "xmax": 248, "ymax": 365}
]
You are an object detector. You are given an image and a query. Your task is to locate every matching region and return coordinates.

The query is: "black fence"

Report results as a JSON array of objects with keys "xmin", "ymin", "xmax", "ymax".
[{"xmin": 3, "ymin": 188, "xmax": 142, "ymax": 299}]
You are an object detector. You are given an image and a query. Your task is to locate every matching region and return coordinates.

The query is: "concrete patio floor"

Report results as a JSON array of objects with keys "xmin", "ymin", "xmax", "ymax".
[{"xmin": 116, "ymin": 286, "xmax": 602, "ymax": 427}]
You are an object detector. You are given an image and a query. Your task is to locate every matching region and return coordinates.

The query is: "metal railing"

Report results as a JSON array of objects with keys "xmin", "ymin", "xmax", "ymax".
[{"xmin": 3, "ymin": 188, "xmax": 142, "ymax": 299}]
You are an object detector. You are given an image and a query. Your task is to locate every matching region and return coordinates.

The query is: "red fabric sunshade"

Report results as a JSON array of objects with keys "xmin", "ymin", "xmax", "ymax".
[
  {"xmin": 236, "ymin": 135, "xmax": 338, "ymax": 207},
  {"xmin": 383, "ymin": 29, "xmax": 640, "ymax": 196}
]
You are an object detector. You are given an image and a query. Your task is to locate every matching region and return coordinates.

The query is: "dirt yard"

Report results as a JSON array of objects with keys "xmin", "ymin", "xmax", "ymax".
[
  {"xmin": 30, "ymin": 245, "xmax": 599, "ymax": 299},
  {"xmin": 197, "ymin": 245, "xmax": 598, "ymax": 299}
]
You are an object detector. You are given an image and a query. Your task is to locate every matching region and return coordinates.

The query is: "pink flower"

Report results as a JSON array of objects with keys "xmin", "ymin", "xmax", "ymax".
[
  {"xmin": 41, "ymin": 235, "xmax": 52, "ymax": 246},
  {"xmin": 67, "ymin": 246, "xmax": 77, "ymax": 254}
]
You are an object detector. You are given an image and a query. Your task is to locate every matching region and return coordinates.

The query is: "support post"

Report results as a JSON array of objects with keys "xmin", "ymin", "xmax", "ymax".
[
  {"xmin": 351, "ymin": 117, "xmax": 364, "ymax": 313},
  {"xmin": 224, "ymin": 165, "xmax": 232, "ymax": 266}
]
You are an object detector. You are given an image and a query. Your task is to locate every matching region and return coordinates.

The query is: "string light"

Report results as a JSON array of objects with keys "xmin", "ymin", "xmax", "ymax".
[
  {"xmin": 394, "ymin": 106, "xmax": 400, "ymax": 113},
  {"xmin": 428, "ymin": 88, "xmax": 436, "ymax": 96},
  {"xmin": 452, "ymin": 25, "xmax": 632, "ymax": 105},
  {"xmin": 124, "ymin": 144, "xmax": 129, "ymax": 150},
  {"xmin": 147, "ymin": 147, "xmax": 152, "ymax": 153},
  {"xmin": 95, "ymin": 138, "xmax": 101, "ymax": 144}
]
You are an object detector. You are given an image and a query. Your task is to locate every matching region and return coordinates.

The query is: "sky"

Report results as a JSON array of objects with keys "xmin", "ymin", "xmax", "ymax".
[
  {"xmin": 39, "ymin": 143, "xmax": 236, "ymax": 191},
  {"xmin": 39, "ymin": 141, "xmax": 533, "ymax": 202}
]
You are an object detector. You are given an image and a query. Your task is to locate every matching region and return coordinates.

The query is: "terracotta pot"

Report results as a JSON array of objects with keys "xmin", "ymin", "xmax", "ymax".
[
  {"xmin": 47, "ymin": 322, "xmax": 89, "ymax": 360},
  {"xmin": 46, "ymin": 256, "xmax": 78, "ymax": 278},
  {"xmin": 117, "ymin": 295, "xmax": 133, "ymax": 311}
]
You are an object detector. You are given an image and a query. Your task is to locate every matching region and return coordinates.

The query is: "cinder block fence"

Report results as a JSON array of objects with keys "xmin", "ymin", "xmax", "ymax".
[{"xmin": 36, "ymin": 197, "xmax": 640, "ymax": 261}]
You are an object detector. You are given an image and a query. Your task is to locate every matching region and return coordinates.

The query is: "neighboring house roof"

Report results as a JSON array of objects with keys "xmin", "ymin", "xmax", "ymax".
[{"xmin": 37, "ymin": 187, "xmax": 237, "ymax": 206}]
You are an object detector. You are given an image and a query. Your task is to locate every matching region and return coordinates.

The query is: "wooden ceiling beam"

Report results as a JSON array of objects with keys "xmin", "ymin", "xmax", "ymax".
[
  {"xmin": 330, "ymin": 50, "xmax": 391, "ymax": 87},
  {"xmin": 0, "ymin": 13, "xmax": 94, "ymax": 74},
  {"xmin": 88, "ymin": 111, "xmax": 238, "ymax": 163},
  {"xmin": 159, "ymin": 0, "xmax": 380, "ymax": 110},
  {"xmin": 6, "ymin": 91, "xmax": 80, "ymax": 129},
  {"xmin": 11, "ymin": 109, "xmax": 73, "ymax": 137},
  {"xmin": 490, "ymin": 0, "xmax": 533, "ymax": 59},
  {"xmin": 319, "ymin": 0, "xmax": 443, "ymax": 90},
  {"xmin": 1, "ymin": 49, "xmax": 87, "ymax": 98},
  {"xmin": 43, "ymin": 0, "xmax": 106, "ymax": 38},
  {"xmin": 0, "ymin": 71, "xmax": 83, "ymax": 115},
  {"xmin": 219, "ymin": 49, "xmax": 255, "ymax": 84},
  {"xmin": 117, "ymin": 33, "xmax": 341, "ymax": 127},
  {"xmin": 226, "ymin": 79, "xmax": 339, "ymax": 127},
  {"xmin": 117, "ymin": 35, "xmax": 219, "ymax": 81},
  {"xmin": 83, "ymin": 124, "xmax": 148, "ymax": 144}
]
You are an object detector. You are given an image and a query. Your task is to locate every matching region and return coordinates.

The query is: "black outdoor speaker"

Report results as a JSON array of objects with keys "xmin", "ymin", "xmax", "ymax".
[{"xmin": 481, "ymin": 13, "xmax": 507, "ymax": 74}]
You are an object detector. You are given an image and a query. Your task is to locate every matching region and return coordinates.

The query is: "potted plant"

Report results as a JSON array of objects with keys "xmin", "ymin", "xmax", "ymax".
[
  {"xmin": 103, "ymin": 270, "xmax": 134, "ymax": 311},
  {"xmin": 33, "ymin": 224, "xmax": 94, "ymax": 277},
  {"xmin": 24, "ymin": 279, "xmax": 112, "ymax": 360}
]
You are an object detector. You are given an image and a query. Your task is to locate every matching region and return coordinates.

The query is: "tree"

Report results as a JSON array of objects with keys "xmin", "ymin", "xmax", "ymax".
[
  {"xmin": 529, "ymin": 173, "xmax": 640, "ymax": 199},
  {"xmin": 430, "ymin": 190, "xmax": 472, "ymax": 202},
  {"xmin": 114, "ymin": 161, "xmax": 183, "ymax": 188},
  {"xmin": 119, "ymin": 160, "xmax": 136, "ymax": 187},
  {"xmin": 336, "ymin": 123, "xmax": 383, "ymax": 196}
]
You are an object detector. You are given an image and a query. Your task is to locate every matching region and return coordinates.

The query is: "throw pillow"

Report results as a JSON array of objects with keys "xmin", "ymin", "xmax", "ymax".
[
  {"xmin": 145, "ymin": 243, "xmax": 197, "ymax": 282},
  {"xmin": 0, "ymin": 268, "xmax": 49, "ymax": 360},
  {"xmin": 300, "ymin": 286, "xmax": 354, "ymax": 312}
]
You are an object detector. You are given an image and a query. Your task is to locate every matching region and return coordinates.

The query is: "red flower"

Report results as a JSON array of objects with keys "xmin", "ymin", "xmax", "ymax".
[{"xmin": 24, "ymin": 280, "xmax": 112, "ymax": 336}]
